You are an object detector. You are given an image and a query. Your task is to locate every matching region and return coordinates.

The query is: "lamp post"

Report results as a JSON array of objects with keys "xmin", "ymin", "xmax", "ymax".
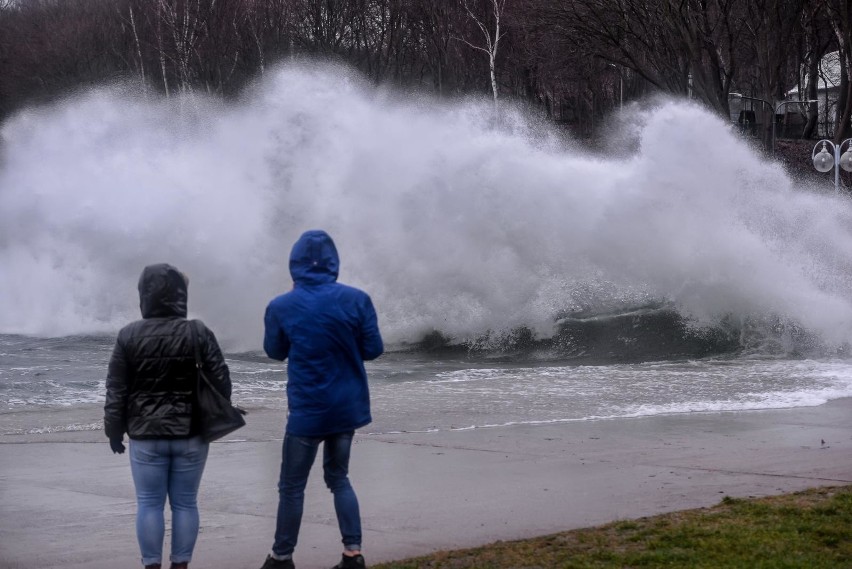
[
  {"xmin": 772, "ymin": 100, "xmax": 818, "ymax": 153},
  {"xmin": 728, "ymin": 93, "xmax": 771, "ymax": 114},
  {"xmin": 812, "ymin": 138, "xmax": 852, "ymax": 193}
]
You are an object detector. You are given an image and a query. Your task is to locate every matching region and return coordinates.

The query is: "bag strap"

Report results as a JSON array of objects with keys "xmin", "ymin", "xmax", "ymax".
[
  {"xmin": 189, "ymin": 319, "xmax": 220, "ymax": 395},
  {"xmin": 189, "ymin": 320, "xmax": 246, "ymax": 416},
  {"xmin": 189, "ymin": 319, "xmax": 203, "ymax": 369}
]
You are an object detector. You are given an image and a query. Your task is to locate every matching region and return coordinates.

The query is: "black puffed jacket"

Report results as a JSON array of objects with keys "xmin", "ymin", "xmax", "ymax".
[{"xmin": 104, "ymin": 264, "xmax": 232, "ymax": 440}]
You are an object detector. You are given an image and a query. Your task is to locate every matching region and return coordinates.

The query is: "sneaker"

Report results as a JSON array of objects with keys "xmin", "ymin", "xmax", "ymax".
[
  {"xmin": 331, "ymin": 553, "xmax": 366, "ymax": 569},
  {"xmin": 169, "ymin": 564, "xmax": 188, "ymax": 569},
  {"xmin": 260, "ymin": 554, "xmax": 295, "ymax": 569}
]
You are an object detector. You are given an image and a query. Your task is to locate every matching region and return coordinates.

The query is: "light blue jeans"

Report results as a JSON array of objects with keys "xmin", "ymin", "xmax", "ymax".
[
  {"xmin": 129, "ymin": 436, "xmax": 209, "ymax": 566},
  {"xmin": 272, "ymin": 431, "xmax": 361, "ymax": 558}
]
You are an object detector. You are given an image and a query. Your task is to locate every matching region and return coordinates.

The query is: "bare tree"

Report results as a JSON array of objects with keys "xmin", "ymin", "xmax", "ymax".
[
  {"xmin": 407, "ymin": 3, "xmax": 452, "ymax": 93},
  {"xmin": 798, "ymin": 3, "xmax": 833, "ymax": 138},
  {"xmin": 237, "ymin": 0, "xmax": 274, "ymax": 75},
  {"xmin": 736, "ymin": 0, "xmax": 808, "ymax": 148},
  {"xmin": 157, "ymin": 0, "xmax": 209, "ymax": 93},
  {"xmin": 533, "ymin": 0, "xmax": 746, "ymax": 117},
  {"xmin": 0, "ymin": 0, "xmax": 843, "ymax": 144},
  {"xmin": 823, "ymin": 0, "xmax": 852, "ymax": 140},
  {"xmin": 455, "ymin": 0, "xmax": 506, "ymax": 103},
  {"xmin": 127, "ymin": 2, "xmax": 146, "ymax": 84}
]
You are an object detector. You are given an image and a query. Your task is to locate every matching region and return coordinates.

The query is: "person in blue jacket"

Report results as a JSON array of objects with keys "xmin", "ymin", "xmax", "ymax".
[{"xmin": 259, "ymin": 230, "xmax": 384, "ymax": 569}]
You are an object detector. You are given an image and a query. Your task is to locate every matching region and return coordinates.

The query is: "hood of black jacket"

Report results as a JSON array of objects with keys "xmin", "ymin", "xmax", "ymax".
[
  {"xmin": 138, "ymin": 263, "xmax": 188, "ymax": 318},
  {"xmin": 289, "ymin": 230, "xmax": 339, "ymax": 286}
]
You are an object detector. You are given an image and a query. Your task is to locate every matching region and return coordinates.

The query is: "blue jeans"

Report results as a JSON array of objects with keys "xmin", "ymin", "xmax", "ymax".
[
  {"xmin": 129, "ymin": 437, "xmax": 209, "ymax": 566},
  {"xmin": 272, "ymin": 431, "xmax": 362, "ymax": 558}
]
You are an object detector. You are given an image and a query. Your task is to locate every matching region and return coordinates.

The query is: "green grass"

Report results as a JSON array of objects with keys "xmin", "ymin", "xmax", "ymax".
[{"xmin": 373, "ymin": 486, "xmax": 852, "ymax": 569}]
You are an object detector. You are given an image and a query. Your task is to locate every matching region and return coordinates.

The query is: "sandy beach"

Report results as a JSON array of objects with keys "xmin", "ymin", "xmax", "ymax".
[{"xmin": 2, "ymin": 398, "xmax": 851, "ymax": 569}]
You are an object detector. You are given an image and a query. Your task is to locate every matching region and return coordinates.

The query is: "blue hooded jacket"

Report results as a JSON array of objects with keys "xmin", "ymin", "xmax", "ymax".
[{"xmin": 263, "ymin": 230, "xmax": 384, "ymax": 436}]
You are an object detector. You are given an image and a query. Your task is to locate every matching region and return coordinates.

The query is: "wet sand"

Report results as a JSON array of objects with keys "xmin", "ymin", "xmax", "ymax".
[{"xmin": 2, "ymin": 399, "xmax": 851, "ymax": 569}]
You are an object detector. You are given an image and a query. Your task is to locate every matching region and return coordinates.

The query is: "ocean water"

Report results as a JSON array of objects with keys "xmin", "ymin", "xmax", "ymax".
[
  {"xmin": 3, "ymin": 63, "xmax": 852, "ymax": 438},
  {"xmin": 3, "ymin": 334, "xmax": 852, "ymax": 437}
]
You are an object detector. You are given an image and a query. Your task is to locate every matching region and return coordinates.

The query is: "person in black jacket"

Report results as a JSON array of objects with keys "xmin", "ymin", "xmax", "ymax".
[{"xmin": 105, "ymin": 263, "xmax": 232, "ymax": 569}]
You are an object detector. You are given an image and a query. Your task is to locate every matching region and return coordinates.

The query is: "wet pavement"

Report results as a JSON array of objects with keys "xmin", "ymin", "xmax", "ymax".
[{"xmin": 2, "ymin": 400, "xmax": 851, "ymax": 569}]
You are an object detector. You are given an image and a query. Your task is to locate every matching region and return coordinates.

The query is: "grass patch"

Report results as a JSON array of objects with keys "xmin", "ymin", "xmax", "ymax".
[{"xmin": 374, "ymin": 486, "xmax": 852, "ymax": 569}]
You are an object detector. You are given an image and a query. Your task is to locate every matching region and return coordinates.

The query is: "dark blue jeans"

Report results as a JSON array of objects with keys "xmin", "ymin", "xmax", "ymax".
[{"xmin": 272, "ymin": 431, "xmax": 362, "ymax": 558}]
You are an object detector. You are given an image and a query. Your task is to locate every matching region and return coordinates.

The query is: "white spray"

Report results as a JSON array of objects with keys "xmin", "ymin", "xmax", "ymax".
[{"xmin": 2, "ymin": 63, "xmax": 852, "ymax": 351}]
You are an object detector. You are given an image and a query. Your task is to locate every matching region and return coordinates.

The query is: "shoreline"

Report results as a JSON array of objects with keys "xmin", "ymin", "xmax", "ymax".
[
  {"xmin": 2, "ymin": 399, "xmax": 852, "ymax": 568},
  {"xmin": 3, "ymin": 391, "xmax": 851, "ymax": 440}
]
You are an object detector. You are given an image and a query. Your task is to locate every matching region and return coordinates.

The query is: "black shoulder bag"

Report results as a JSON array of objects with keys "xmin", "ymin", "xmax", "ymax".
[{"xmin": 189, "ymin": 320, "xmax": 247, "ymax": 442}]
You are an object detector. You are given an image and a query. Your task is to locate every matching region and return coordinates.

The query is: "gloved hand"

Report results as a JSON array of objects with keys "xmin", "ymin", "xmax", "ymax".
[{"xmin": 109, "ymin": 436, "xmax": 126, "ymax": 454}]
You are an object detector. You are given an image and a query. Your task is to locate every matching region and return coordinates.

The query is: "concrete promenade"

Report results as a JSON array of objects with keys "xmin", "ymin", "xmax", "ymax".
[{"xmin": 2, "ymin": 399, "xmax": 851, "ymax": 569}]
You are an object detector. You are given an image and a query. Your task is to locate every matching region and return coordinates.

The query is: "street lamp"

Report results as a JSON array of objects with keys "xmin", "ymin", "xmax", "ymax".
[
  {"xmin": 772, "ymin": 99, "xmax": 818, "ymax": 153},
  {"xmin": 812, "ymin": 138, "xmax": 852, "ymax": 193},
  {"xmin": 728, "ymin": 93, "xmax": 771, "ymax": 112}
]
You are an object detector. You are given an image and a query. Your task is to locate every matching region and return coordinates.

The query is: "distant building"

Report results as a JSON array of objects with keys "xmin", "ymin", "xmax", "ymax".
[
  {"xmin": 729, "ymin": 50, "xmax": 843, "ymax": 140},
  {"xmin": 784, "ymin": 50, "xmax": 843, "ymax": 138}
]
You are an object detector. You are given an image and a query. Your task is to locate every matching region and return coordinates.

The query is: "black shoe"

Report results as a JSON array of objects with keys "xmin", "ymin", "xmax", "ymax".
[
  {"xmin": 331, "ymin": 554, "xmax": 366, "ymax": 569},
  {"xmin": 260, "ymin": 554, "xmax": 295, "ymax": 569}
]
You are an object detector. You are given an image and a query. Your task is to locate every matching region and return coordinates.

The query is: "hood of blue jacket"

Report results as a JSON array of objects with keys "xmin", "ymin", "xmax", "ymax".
[
  {"xmin": 138, "ymin": 263, "xmax": 188, "ymax": 318},
  {"xmin": 289, "ymin": 230, "xmax": 339, "ymax": 286}
]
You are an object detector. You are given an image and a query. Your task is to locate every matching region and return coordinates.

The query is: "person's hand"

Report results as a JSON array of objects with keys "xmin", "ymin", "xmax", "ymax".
[{"xmin": 109, "ymin": 436, "xmax": 126, "ymax": 454}]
